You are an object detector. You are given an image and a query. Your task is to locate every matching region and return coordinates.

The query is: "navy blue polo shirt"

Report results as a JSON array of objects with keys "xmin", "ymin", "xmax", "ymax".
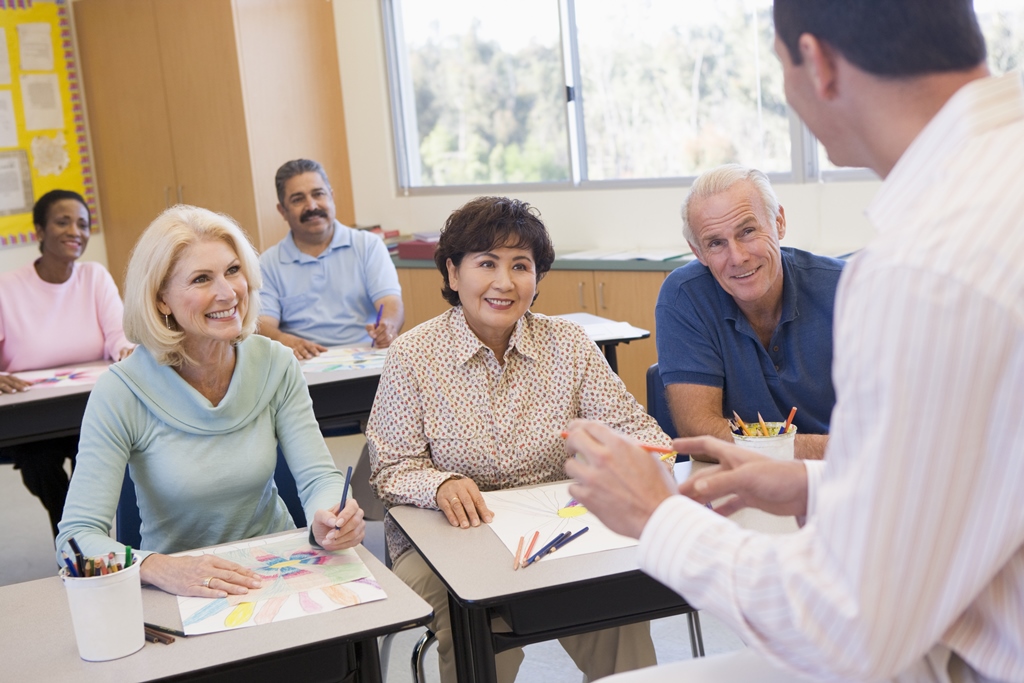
[{"xmin": 655, "ymin": 247, "xmax": 844, "ymax": 434}]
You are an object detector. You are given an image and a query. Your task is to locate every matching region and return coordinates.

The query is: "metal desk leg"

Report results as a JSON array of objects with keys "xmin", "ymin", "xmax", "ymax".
[
  {"xmin": 602, "ymin": 342, "xmax": 619, "ymax": 374},
  {"xmin": 354, "ymin": 637, "xmax": 383, "ymax": 683},
  {"xmin": 448, "ymin": 597, "xmax": 478, "ymax": 683},
  {"xmin": 466, "ymin": 607, "xmax": 498, "ymax": 683}
]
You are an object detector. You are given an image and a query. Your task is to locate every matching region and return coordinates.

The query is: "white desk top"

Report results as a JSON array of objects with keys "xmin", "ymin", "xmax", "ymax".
[
  {"xmin": 0, "ymin": 347, "xmax": 383, "ymax": 406},
  {"xmin": 388, "ymin": 484, "xmax": 646, "ymax": 606},
  {"xmin": 0, "ymin": 543, "xmax": 431, "ymax": 681},
  {"xmin": 554, "ymin": 312, "xmax": 649, "ymax": 342}
]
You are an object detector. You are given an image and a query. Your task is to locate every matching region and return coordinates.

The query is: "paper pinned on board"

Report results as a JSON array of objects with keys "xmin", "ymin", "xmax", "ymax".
[
  {"xmin": 17, "ymin": 23, "xmax": 54, "ymax": 72},
  {"xmin": 20, "ymin": 73, "xmax": 63, "ymax": 130}
]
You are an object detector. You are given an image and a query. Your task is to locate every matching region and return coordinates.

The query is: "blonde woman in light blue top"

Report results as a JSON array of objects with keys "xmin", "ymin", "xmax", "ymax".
[{"xmin": 56, "ymin": 206, "xmax": 364, "ymax": 598}]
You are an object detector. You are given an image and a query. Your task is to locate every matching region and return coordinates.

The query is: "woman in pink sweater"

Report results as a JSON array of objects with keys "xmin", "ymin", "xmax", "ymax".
[{"xmin": 0, "ymin": 190, "xmax": 132, "ymax": 536}]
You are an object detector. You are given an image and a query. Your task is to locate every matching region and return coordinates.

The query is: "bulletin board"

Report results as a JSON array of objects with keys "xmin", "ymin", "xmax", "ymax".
[{"xmin": 0, "ymin": 0, "xmax": 96, "ymax": 248}]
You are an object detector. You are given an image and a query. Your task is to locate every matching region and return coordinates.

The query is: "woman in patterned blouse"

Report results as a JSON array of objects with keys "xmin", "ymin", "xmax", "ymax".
[{"xmin": 367, "ymin": 196, "xmax": 670, "ymax": 683}]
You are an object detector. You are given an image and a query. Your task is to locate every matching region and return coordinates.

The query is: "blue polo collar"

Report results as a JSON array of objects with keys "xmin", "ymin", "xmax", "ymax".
[{"xmin": 279, "ymin": 220, "xmax": 353, "ymax": 264}]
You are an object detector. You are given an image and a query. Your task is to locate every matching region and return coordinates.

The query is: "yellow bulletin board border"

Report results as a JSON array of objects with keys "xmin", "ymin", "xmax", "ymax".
[{"xmin": 0, "ymin": 0, "xmax": 97, "ymax": 248}]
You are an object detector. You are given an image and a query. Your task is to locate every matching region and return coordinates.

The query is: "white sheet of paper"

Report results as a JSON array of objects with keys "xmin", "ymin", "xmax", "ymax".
[
  {"xmin": 0, "ymin": 154, "xmax": 27, "ymax": 212},
  {"xmin": 481, "ymin": 482, "xmax": 638, "ymax": 565},
  {"xmin": 555, "ymin": 313, "xmax": 648, "ymax": 341},
  {"xmin": 0, "ymin": 91, "xmax": 18, "ymax": 148},
  {"xmin": 17, "ymin": 23, "xmax": 54, "ymax": 72},
  {"xmin": 0, "ymin": 31, "xmax": 12, "ymax": 85},
  {"xmin": 19, "ymin": 73, "xmax": 62, "ymax": 130}
]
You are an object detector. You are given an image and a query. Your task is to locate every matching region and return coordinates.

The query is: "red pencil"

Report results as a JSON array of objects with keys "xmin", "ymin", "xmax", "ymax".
[
  {"xmin": 782, "ymin": 406, "xmax": 798, "ymax": 434},
  {"xmin": 523, "ymin": 531, "xmax": 540, "ymax": 562}
]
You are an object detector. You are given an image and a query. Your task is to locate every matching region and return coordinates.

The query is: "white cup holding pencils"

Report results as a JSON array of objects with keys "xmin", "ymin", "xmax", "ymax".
[
  {"xmin": 733, "ymin": 422, "xmax": 797, "ymax": 460},
  {"xmin": 60, "ymin": 552, "xmax": 144, "ymax": 661}
]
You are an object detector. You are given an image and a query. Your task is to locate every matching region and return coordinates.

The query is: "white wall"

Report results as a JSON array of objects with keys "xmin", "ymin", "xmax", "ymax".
[{"xmin": 332, "ymin": 0, "xmax": 881, "ymax": 256}]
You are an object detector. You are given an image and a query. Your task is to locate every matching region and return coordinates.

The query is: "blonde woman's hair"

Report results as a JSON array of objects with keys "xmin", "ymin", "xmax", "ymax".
[{"xmin": 123, "ymin": 205, "xmax": 262, "ymax": 367}]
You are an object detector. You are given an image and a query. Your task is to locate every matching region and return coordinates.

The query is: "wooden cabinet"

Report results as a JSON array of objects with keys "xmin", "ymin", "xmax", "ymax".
[
  {"xmin": 398, "ymin": 266, "xmax": 668, "ymax": 408},
  {"xmin": 397, "ymin": 268, "xmax": 450, "ymax": 330},
  {"xmin": 533, "ymin": 270, "xmax": 667, "ymax": 409},
  {"xmin": 73, "ymin": 0, "xmax": 354, "ymax": 287}
]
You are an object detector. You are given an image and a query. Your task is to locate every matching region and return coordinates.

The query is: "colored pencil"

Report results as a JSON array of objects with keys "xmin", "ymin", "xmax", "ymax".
[
  {"xmin": 732, "ymin": 412, "xmax": 752, "ymax": 436},
  {"xmin": 523, "ymin": 531, "xmax": 540, "ymax": 560},
  {"xmin": 757, "ymin": 412, "xmax": 769, "ymax": 437},
  {"xmin": 524, "ymin": 532, "xmax": 570, "ymax": 567},
  {"xmin": 513, "ymin": 536, "xmax": 524, "ymax": 571},
  {"xmin": 551, "ymin": 526, "xmax": 589, "ymax": 552},
  {"xmin": 782, "ymin": 406, "xmax": 798, "ymax": 434},
  {"xmin": 144, "ymin": 622, "xmax": 187, "ymax": 638},
  {"xmin": 371, "ymin": 304, "xmax": 385, "ymax": 347},
  {"xmin": 67, "ymin": 536, "xmax": 85, "ymax": 576},
  {"xmin": 336, "ymin": 466, "xmax": 353, "ymax": 529}
]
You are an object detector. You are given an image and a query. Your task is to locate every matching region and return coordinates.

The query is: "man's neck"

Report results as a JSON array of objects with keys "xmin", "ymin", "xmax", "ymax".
[
  {"xmin": 846, "ymin": 64, "xmax": 991, "ymax": 178},
  {"xmin": 293, "ymin": 221, "xmax": 335, "ymax": 258},
  {"xmin": 736, "ymin": 275, "xmax": 785, "ymax": 349}
]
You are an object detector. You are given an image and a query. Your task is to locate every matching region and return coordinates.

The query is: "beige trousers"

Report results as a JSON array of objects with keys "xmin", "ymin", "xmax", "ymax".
[{"xmin": 393, "ymin": 549, "xmax": 658, "ymax": 683}]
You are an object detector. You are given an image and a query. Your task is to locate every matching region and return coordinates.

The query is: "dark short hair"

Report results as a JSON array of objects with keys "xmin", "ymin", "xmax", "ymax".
[
  {"xmin": 274, "ymin": 159, "xmax": 331, "ymax": 205},
  {"xmin": 774, "ymin": 0, "xmax": 986, "ymax": 77},
  {"xmin": 33, "ymin": 190, "xmax": 90, "ymax": 253},
  {"xmin": 434, "ymin": 196, "xmax": 555, "ymax": 307}
]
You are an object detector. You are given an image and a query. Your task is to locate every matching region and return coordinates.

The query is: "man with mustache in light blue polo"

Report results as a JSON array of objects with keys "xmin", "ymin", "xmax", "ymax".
[{"xmin": 257, "ymin": 159, "xmax": 404, "ymax": 359}]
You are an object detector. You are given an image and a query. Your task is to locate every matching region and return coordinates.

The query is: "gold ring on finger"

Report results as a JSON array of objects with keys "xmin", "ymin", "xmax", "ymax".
[
  {"xmin": 451, "ymin": 497, "xmax": 461, "ymax": 505},
  {"xmin": 202, "ymin": 576, "xmax": 214, "ymax": 588}
]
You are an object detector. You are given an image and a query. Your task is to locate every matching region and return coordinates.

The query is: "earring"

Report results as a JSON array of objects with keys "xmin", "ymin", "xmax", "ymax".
[{"xmin": 164, "ymin": 314, "xmax": 171, "ymax": 330}]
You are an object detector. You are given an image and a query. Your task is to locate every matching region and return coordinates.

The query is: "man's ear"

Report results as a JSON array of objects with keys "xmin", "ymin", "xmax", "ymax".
[
  {"xmin": 276, "ymin": 203, "xmax": 287, "ymax": 221},
  {"xmin": 775, "ymin": 205, "xmax": 787, "ymax": 241},
  {"xmin": 799, "ymin": 34, "xmax": 839, "ymax": 101},
  {"xmin": 687, "ymin": 241, "xmax": 706, "ymax": 267}
]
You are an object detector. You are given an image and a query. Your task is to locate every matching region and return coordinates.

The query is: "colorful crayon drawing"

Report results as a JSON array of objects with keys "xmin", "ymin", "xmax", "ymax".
[
  {"xmin": 481, "ymin": 482, "xmax": 638, "ymax": 564},
  {"xmin": 14, "ymin": 366, "xmax": 106, "ymax": 388},
  {"xmin": 300, "ymin": 347, "xmax": 389, "ymax": 373},
  {"xmin": 176, "ymin": 531, "xmax": 387, "ymax": 635}
]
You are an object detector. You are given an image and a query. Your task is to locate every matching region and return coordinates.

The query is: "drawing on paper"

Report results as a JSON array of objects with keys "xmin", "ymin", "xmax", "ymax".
[
  {"xmin": 176, "ymin": 532, "xmax": 387, "ymax": 635},
  {"xmin": 15, "ymin": 366, "xmax": 105, "ymax": 388},
  {"xmin": 481, "ymin": 482, "xmax": 638, "ymax": 564},
  {"xmin": 300, "ymin": 347, "xmax": 388, "ymax": 373}
]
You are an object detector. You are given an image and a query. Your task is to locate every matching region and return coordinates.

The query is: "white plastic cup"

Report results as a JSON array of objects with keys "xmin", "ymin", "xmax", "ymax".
[
  {"xmin": 732, "ymin": 422, "xmax": 797, "ymax": 460},
  {"xmin": 60, "ymin": 553, "xmax": 145, "ymax": 661}
]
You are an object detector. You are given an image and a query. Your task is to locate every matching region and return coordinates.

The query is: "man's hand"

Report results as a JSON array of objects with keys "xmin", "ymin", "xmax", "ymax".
[
  {"xmin": 365, "ymin": 320, "xmax": 398, "ymax": 348},
  {"xmin": 279, "ymin": 332, "xmax": 328, "ymax": 360},
  {"xmin": 0, "ymin": 373, "xmax": 31, "ymax": 394},
  {"xmin": 675, "ymin": 436, "xmax": 809, "ymax": 518},
  {"xmin": 563, "ymin": 420, "xmax": 677, "ymax": 539}
]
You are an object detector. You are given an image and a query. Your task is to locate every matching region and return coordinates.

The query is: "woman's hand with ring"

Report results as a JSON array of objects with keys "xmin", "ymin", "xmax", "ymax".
[
  {"xmin": 139, "ymin": 553, "xmax": 263, "ymax": 597},
  {"xmin": 436, "ymin": 477, "xmax": 493, "ymax": 529}
]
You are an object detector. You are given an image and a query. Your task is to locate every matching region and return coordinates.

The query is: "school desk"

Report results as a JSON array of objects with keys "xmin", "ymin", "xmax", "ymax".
[
  {"xmin": 0, "ymin": 348, "xmax": 382, "ymax": 449},
  {"xmin": 0, "ymin": 536, "xmax": 431, "ymax": 682},
  {"xmin": 388, "ymin": 483, "xmax": 700, "ymax": 683}
]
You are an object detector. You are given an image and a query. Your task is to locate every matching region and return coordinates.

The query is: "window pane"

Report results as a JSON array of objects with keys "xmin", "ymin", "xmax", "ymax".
[
  {"xmin": 819, "ymin": 1, "xmax": 1024, "ymax": 172},
  {"xmin": 575, "ymin": 0, "xmax": 788, "ymax": 180},
  {"xmin": 394, "ymin": 0, "xmax": 569, "ymax": 186}
]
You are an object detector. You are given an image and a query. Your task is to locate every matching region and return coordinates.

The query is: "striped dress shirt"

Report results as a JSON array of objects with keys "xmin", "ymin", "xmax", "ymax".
[{"xmin": 638, "ymin": 71, "xmax": 1024, "ymax": 682}]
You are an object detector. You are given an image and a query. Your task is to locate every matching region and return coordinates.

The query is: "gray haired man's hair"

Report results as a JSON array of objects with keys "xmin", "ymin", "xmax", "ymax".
[
  {"xmin": 681, "ymin": 164, "xmax": 781, "ymax": 250},
  {"xmin": 275, "ymin": 159, "xmax": 331, "ymax": 205}
]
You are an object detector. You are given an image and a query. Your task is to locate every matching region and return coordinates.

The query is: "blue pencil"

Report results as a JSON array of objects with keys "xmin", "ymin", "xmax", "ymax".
[
  {"xmin": 523, "ymin": 531, "xmax": 570, "ymax": 566},
  {"xmin": 336, "ymin": 466, "xmax": 353, "ymax": 529},
  {"xmin": 374, "ymin": 304, "xmax": 384, "ymax": 328}
]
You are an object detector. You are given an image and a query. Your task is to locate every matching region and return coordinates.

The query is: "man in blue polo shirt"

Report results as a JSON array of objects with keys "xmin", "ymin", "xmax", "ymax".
[
  {"xmin": 656, "ymin": 164, "xmax": 843, "ymax": 460},
  {"xmin": 258, "ymin": 159, "xmax": 404, "ymax": 359}
]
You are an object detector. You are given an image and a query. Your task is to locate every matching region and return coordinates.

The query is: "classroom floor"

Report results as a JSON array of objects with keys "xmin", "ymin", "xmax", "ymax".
[{"xmin": 0, "ymin": 434, "xmax": 745, "ymax": 682}]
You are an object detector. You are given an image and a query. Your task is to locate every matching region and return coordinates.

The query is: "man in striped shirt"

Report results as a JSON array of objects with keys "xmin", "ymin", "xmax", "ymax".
[{"xmin": 565, "ymin": 1, "xmax": 1023, "ymax": 681}]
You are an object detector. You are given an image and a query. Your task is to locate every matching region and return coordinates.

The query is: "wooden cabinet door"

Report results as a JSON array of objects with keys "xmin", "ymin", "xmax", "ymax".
[
  {"xmin": 153, "ymin": 0, "xmax": 259, "ymax": 238},
  {"xmin": 594, "ymin": 271, "xmax": 668, "ymax": 409},
  {"xmin": 530, "ymin": 270, "xmax": 596, "ymax": 315},
  {"xmin": 397, "ymin": 268, "xmax": 450, "ymax": 331},
  {"xmin": 73, "ymin": 0, "xmax": 178, "ymax": 289}
]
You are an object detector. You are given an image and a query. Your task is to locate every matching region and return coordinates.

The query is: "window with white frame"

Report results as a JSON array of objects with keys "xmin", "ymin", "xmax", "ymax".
[{"xmin": 384, "ymin": 0, "xmax": 1023, "ymax": 190}]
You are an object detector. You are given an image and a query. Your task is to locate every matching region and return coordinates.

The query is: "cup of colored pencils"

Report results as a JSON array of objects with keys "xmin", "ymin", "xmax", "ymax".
[
  {"xmin": 730, "ymin": 410, "xmax": 798, "ymax": 460},
  {"xmin": 60, "ymin": 547, "xmax": 145, "ymax": 661}
]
